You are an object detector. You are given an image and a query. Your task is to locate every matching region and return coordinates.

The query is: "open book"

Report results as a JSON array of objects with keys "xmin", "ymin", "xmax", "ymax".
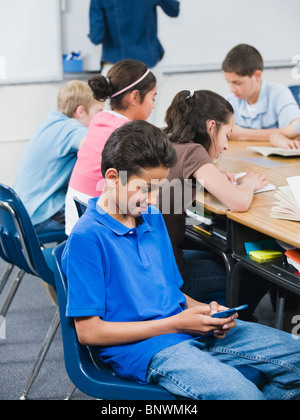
[
  {"xmin": 247, "ymin": 146, "xmax": 300, "ymax": 157},
  {"xmin": 271, "ymin": 176, "xmax": 300, "ymax": 222}
]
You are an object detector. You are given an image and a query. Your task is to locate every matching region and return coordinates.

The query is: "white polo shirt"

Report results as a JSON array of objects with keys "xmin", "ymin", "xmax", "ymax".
[{"xmin": 227, "ymin": 81, "xmax": 300, "ymax": 129}]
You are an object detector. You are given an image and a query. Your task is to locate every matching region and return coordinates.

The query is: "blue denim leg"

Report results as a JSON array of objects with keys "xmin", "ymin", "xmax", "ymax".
[
  {"xmin": 147, "ymin": 339, "xmax": 265, "ymax": 400},
  {"xmin": 181, "ymin": 249, "xmax": 227, "ymax": 305},
  {"xmin": 207, "ymin": 320, "xmax": 300, "ymax": 400},
  {"xmin": 147, "ymin": 320, "xmax": 300, "ymax": 400}
]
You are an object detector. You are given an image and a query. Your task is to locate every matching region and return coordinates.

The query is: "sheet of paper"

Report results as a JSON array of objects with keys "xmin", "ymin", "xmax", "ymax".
[
  {"xmin": 235, "ymin": 173, "xmax": 276, "ymax": 194},
  {"xmin": 287, "ymin": 176, "xmax": 300, "ymax": 209}
]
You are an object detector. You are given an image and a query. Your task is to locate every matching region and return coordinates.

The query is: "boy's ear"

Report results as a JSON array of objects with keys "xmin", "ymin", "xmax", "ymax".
[
  {"xmin": 253, "ymin": 70, "xmax": 262, "ymax": 81},
  {"xmin": 73, "ymin": 105, "xmax": 86, "ymax": 119},
  {"xmin": 105, "ymin": 168, "xmax": 119, "ymax": 188}
]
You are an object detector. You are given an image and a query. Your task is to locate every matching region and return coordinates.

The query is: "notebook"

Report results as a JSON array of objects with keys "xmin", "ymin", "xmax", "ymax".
[{"xmin": 235, "ymin": 173, "xmax": 276, "ymax": 194}]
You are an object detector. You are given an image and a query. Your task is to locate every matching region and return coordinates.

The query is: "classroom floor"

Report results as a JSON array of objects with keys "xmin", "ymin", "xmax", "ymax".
[
  {"xmin": 0, "ymin": 258, "xmax": 92, "ymax": 400},
  {"xmin": 0, "ymin": 257, "xmax": 295, "ymax": 400}
]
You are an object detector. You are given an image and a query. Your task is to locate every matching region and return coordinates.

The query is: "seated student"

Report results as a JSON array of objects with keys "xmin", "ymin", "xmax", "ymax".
[
  {"xmin": 222, "ymin": 44, "xmax": 300, "ymax": 141},
  {"xmin": 65, "ymin": 60, "xmax": 157, "ymax": 235},
  {"xmin": 14, "ymin": 80, "xmax": 103, "ymax": 234},
  {"xmin": 61, "ymin": 120, "xmax": 300, "ymax": 400},
  {"xmin": 160, "ymin": 90, "xmax": 268, "ymax": 307},
  {"xmin": 270, "ymin": 118, "xmax": 300, "ymax": 149}
]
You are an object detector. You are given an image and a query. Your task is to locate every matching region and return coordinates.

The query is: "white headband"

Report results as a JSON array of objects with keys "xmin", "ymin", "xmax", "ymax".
[{"xmin": 111, "ymin": 69, "xmax": 151, "ymax": 98}]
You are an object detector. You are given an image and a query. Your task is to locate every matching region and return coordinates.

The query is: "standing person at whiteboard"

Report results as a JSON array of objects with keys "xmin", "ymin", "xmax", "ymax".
[{"xmin": 88, "ymin": 0, "xmax": 180, "ymax": 73}]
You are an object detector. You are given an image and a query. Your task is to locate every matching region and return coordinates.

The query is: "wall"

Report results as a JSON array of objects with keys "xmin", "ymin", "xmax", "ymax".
[{"xmin": 0, "ymin": 67, "xmax": 297, "ymax": 187}]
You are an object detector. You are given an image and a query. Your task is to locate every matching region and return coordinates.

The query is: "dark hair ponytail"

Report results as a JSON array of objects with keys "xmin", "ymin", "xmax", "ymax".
[
  {"xmin": 164, "ymin": 90, "xmax": 234, "ymax": 151},
  {"xmin": 88, "ymin": 60, "xmax": 156, "ymax": 111}
]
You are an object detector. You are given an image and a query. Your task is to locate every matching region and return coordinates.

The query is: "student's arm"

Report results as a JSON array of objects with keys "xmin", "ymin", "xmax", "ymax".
[
  {"xmin": 158, "ymin": 0, "xmax": 180, "ymax": 17},
  {"xmin": 74, "ymin": 305, "xmax": 236, "ymax": 347},
  {"xmin": 193, "ymin": 163, "xmax": 268, "ymax": 212},
  {"xmin": 229, "ymin": 124, "xmax": 280, "ymax": 141},
  {"xmin": 270, "ymin": 123, "xmax": 300, "ymax": 149},
  {"xmin": 78, "ymin": 136, "xmax": 87, "ymax": 150}
]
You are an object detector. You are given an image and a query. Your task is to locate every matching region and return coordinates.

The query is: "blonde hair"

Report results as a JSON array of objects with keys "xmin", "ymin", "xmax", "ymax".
[{"xmin": 57, "ymin": 80, "xmax": 97, "ymax": 117}]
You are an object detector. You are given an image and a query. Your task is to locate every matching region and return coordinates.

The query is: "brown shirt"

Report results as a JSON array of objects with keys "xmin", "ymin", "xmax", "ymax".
[{"xmin": 159, "ymin": 143, "xmax": 212, "ymax": 276}]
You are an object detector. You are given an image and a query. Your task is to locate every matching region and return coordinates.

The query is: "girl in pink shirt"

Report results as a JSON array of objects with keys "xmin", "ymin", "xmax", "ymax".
[{"xmin": 65, "ymin": 60, "xmax": 157, "ymax": 234}]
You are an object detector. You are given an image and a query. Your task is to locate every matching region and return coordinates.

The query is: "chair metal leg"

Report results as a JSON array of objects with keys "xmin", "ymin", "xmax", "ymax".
[
  {"xmin": 20, "ymin": 308, "xmax": 60, "ymax": 400},
  {"xmin": 64, "ymin": 384, "xmax": 77, "ymax": 400},
  {"xmin": 0, "ymin": 263, "xmax": 14, "ymax": 295},
  {"xmin": 0, "ymin": 269, "xmax": 25, "ymax": 317}
]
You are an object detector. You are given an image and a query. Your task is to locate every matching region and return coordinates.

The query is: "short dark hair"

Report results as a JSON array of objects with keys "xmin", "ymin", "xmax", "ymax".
[
  {"xmin": 101, "ymin": 120, "xmax": 178, "ymax": 182},
  {"xmin": 222, "ymin": 44, "xmax": 264, "ymax": 77}
]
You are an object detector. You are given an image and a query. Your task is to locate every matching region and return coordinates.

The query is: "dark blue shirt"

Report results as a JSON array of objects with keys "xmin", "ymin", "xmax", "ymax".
[
  {"xmin": 89, "ymin": 0, "xmax": 180, "ymax": 68},
  {"xmin": 62, "ymin": 197, "xmax": 194, "ymax": 383}
]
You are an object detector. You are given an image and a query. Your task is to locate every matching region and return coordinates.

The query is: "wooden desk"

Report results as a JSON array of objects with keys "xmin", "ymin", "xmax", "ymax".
[
  {"xmin": 228, "ymin": 206, "xmax": 300, "ymax": 249},
  {"xmin": 191, "ymin": 141, "xmax": 300, "ymax": 321},
  {"xmin": 196, "ymin": 140, "xmax": 300, "ymax": 214}
]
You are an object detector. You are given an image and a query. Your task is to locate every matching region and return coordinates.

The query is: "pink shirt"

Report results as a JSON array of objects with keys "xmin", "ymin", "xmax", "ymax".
[{"xmin": 69, "ymin": 111, "xmax": 129, "ymax": 197}]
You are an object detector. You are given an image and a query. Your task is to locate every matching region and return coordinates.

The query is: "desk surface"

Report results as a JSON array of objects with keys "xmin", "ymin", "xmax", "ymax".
[
  {"xmin": 197, "ymin": 141, "xmax": 300, "ymax": 215},
  {"xmin": 195, "ymin": 140, "xmax": 300, "ymax": 248}
]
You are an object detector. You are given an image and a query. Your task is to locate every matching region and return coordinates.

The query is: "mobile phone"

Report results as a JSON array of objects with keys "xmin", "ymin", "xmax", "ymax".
[{"xmin": 212, "ymin": 304, "xmax": 248, "ymax": 319}]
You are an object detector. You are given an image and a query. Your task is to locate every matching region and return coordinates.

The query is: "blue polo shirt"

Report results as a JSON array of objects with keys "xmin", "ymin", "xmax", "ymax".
[
  {"xmin": 61, "ymin": 197, "xmax": 195, "ymax": 383},
  {"xmin": 14, "ymin": 110, "xmax": 87, "ymax": 226},
  {"xmin": 227, "ymin": 80, "xmax": 300, "ymax": 129}
]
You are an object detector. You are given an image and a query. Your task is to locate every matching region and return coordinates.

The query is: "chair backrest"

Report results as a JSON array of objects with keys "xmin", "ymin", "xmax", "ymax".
[
  {"xmin": 289, "ymin": 85, "xmax": 300, "ymax": 107},
  {"xmin": 0, "ymin": 184, "xmax": 54, "ymax": 284},
  {"xmin": 73, "ymin": 197, "xmax": 88, "ymax": 218},
  {"xmin": 52, "ymin": 242, "xmax": 175, "ymax": 400}
]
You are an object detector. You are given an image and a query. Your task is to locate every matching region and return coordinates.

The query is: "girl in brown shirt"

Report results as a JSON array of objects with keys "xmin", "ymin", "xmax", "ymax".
[{"xmin": 160, "ymin": 90, "xmax": 268, "ymax": 305}]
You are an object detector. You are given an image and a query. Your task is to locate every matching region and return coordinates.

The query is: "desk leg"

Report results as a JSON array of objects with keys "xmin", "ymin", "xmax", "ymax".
[
  {"xmin": 274, "ymin": 287, "xmax": 286, "ymax": 330},
  {"xmin": 227, "ymin": 261, "xmax": 242, "ymax": 308}
]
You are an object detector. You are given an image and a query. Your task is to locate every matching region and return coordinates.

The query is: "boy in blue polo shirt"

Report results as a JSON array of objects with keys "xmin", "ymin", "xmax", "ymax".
[
  {"xmin": 62, "ymin": 120, "xmax": 300, "ymax": 400},
  {"xmin": 14, "ymin": 80, "xmax": 103, "ymax": 234},
  {"xmin": 222, "ymin": 44, "xmax": 300, "ymax": 141}
]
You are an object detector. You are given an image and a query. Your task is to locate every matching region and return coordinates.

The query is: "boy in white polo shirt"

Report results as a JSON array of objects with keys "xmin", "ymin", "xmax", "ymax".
[{"xmin": 222, "ymin": 44, "xmax": 300, "ymax": 141}]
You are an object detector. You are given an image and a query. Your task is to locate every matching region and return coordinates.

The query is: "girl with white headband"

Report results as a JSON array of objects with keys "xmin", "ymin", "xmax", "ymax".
[{"xmin": 65, "ymin": 60, "xmax": 156, "ymax": 234}]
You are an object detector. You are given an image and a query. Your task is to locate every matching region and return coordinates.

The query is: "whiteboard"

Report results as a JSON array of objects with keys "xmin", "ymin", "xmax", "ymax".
[
  {"xmin": 158, "ymin": 0, "xmax": 300, "ymax": 73},
  {"xmin": 0, "ymin": 0, "xmax": 63, "ymax": 84}
]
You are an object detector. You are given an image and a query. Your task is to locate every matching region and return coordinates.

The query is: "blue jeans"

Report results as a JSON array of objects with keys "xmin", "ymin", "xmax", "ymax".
[
  {"xmin": 147, "ymin": 320, "xmax": 300, "ymax": 400},
  {"xmin": 34, "ymin": 206, "xmax": 65, "ymax": 235},
  {"xmin": 181, "ymin": 250, "xmax": 227, "ymax": 305}
]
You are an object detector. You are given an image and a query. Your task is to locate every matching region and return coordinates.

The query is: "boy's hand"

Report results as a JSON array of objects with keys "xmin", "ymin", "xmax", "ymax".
[{"xmin": 175, "ymin": 302, "xmax": 237, "ymax": 340}]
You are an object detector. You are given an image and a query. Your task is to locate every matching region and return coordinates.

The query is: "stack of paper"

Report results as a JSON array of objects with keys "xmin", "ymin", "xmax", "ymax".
[{"xmin": 271, "ymin": 176, "xmax": 300, "ymax": 222}]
